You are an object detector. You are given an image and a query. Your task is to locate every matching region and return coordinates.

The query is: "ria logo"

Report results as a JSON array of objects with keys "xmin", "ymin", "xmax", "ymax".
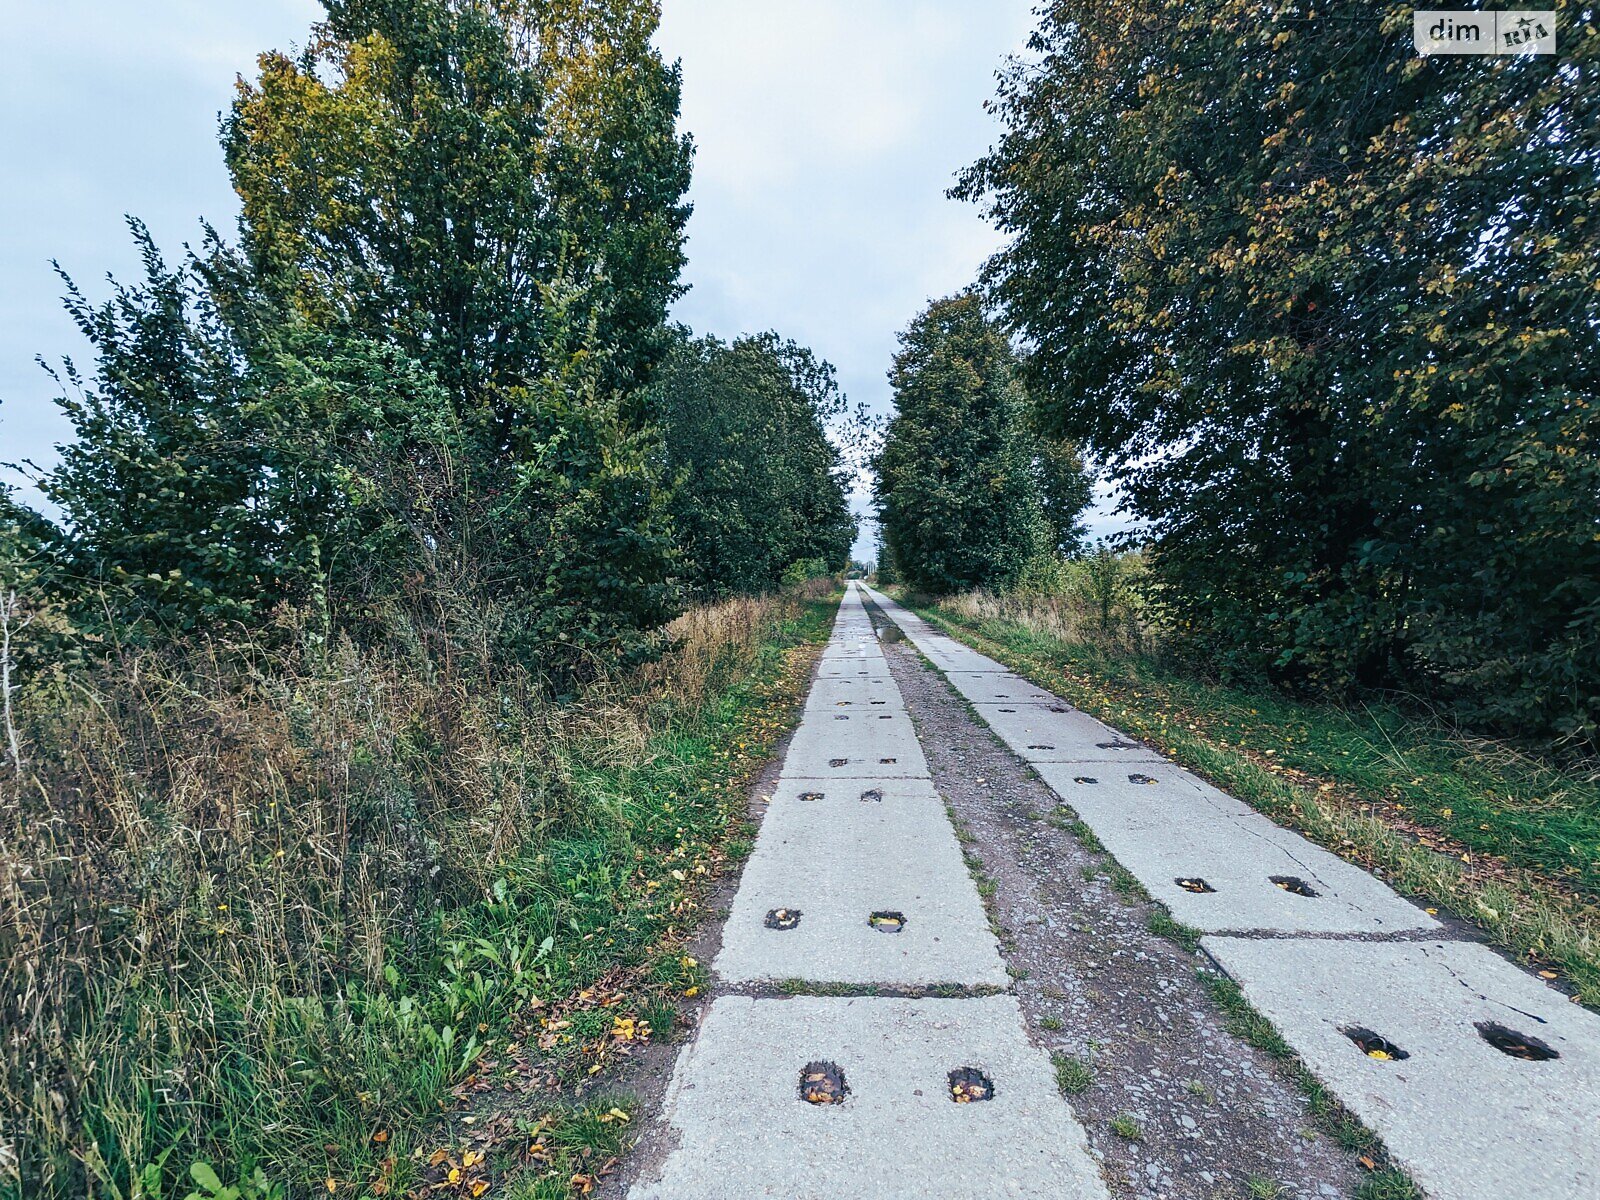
[{"xmin": 1413, "ymin": 10, "xmax": 1556, "ymax": 56}]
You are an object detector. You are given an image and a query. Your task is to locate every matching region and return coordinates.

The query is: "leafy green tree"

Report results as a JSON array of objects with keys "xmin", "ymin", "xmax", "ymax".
[
  {"xmin": 873, "ymin": 294, "xmax": 1048, "ymax": 595},
  {"xmin": 32, "ymin": 0, "xmax": 692, "ymax": 680},
  {"xmin": 959, "ymin": 1, "xmax": 1599, "ymax": 745},
  {"xmin": 656, "ymin": 332, "xmax": 856, "ymax": 596}
]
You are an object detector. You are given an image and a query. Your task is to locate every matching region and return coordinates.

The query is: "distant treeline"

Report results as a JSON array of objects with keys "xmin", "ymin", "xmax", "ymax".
[{"xmin": 914, "ymin": 0, "xmax": 1596, "ymax": 750}]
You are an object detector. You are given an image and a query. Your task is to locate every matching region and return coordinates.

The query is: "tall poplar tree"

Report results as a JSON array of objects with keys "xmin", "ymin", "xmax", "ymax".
[{"xmin": 873, "ymin": 294, "xmax": 1048, "ymax": 595}]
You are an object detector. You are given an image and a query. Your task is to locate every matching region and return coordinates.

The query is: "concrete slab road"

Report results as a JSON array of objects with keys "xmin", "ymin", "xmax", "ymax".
[
  {"xmin": 631, "ymin": 995, "xmax": 1108, "ymax": 1200},
  {"xmin": 1204, "ymin": 936, "xmax": 1600, "ymax": 1200}
]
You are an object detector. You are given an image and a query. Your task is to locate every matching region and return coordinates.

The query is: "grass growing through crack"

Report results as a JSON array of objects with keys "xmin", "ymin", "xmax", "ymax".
[{"xmin": 909, "ymin": 594, "xmax": 1600, "ymax": 1007}]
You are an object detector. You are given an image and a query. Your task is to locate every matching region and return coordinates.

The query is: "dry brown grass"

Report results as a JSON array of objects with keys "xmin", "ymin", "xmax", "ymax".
[{"xmin": 0, "ymin": 586, "xmax": 823, "ymax": 1199}]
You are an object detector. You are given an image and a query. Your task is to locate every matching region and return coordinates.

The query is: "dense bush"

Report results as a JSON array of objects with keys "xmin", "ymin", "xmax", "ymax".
[{"xmin": 959, "ymin": 1, "xmax": 1600, "ymax": 748}]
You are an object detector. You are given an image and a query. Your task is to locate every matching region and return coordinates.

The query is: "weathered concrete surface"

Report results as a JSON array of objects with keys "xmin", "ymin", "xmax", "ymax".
[
  {"xmin": 716, "ymin": 778, "xmax": 1008, "ymax": 987},
  {"xmin": 1034, "ymin": 763, "xmax": 1438, "ymax": 935},
  {"xmin": 971, "ymin": 702, "xmax": 1169, "ymax": 765},
  {"xmin": 783, "ymin": 707, "xmax": 926, "ymax": 772},
  {"xmin": 1204, "ymin": 936, "xmax": 1600, "ymax": 1200},
  {"xmin": 815, "ymin": 658, "xmax": 894, "ymax": 679},
  {"xmin": 802, "ymin": 675, "xmax": 902, "ymax": 712},
  {"xmin": 939, "ymin": 673, "xmax": 1061, "ymax": 706},
  {"xmin": 631, "ymin": 995, "xmax": 1108, "ymax": 1200}
]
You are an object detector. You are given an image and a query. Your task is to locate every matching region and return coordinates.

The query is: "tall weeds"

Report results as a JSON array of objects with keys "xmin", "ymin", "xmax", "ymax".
[{"xmin": 0, "ymin": 588, "xmax": 817, "ymax": 1198}]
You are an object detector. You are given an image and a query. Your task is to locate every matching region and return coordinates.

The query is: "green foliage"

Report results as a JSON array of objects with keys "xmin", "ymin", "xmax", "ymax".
[
  {"xmin": 33, "ymin": 0, "xmax": 693, "ymax": 684},
  {"xmin": 959, "ymin": 1, "xmax": 1600, "ymax": 748},
  {"xmin": 874, "ymin": 294, "xmax": 1072, "ymax": 595},
  {"xmin": 656, "ymin": 332, "xmax": 856, "ymax": 597}
]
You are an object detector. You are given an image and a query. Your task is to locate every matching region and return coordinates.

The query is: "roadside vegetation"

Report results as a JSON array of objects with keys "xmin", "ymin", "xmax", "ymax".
[{"xmin": 0, "ymin": 2, "xmax": 858, "ymax": 1197}]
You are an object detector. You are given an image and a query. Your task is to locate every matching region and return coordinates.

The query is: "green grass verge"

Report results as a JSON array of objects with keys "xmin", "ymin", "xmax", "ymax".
[
  {"xmin": 905, "ymin": 598, "xmax": 1600, "ymax": 1006},
  {"xmin": 148, "ymin": 595, "xmax": 836, "ymax": 1200}
]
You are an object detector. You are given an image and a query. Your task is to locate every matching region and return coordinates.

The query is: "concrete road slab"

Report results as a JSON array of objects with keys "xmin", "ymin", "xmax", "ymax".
[
  {"xmin": 1034, "ymin": 763, "xmax": 1436, "ymax": 934},
  {"xmin": 717, "ymin": 787, "xmax": 1006, "ymax": 986},
  {"xmin": 816, "ymin": 659, "xmax": 894, "ymax": 679},
  {"xmin": 631, "ymin": 995, "xmax": 1108, "ymax": 1200},
  {"xmin": 803, "ymin": 676, "xmax": 903, "ymax": 712},
  {"xmin": 941, "ymin": 673, "xmax": 1062, "ymax": 706},
  {"xmin": 781, "ymin": 739, "xmax": 929, "ymax": 780},
  {"xmin": 785, "ymin": 708, "xmax": 926, "ymax": 768},
  {"xmin": 1202, "ymin": 936, "xmax": 1600, "ymax": 1200},
  {"xmin": 970, "ymin": 703, "xmax": 1167, "ymax": 764}
]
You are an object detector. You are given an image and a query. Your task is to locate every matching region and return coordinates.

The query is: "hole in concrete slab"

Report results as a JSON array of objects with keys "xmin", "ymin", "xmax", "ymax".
[
  {"xmin": 1097, "ymin": 740, "xmax": 1140, "ymax": 750},
  {"xmin": 995, "ymin": 694, "xmax": 1010, "ymax": 699},
  {"xmin": 879, "ymin": 757, "xmax": 897, "ymax": 764},
  {"xmin": 1074, "ymin": 776, "xmax": 1099, "ymax": 785},
  {"xmin": 1175, "ymin": 877, "xmax": 1216, "ymax": 893},
  {"xmin": 868, "ymin": 910, "xmax": 906, "ymax": 933},
  {"xmin": 1270, "ymin": 875, "xmax": 1320, "ymax": 897},
  {"xmin": 765, "ymin": 908, "xmax": 802, "ymax": 930},
  {"xmin": 998, "ymin": 707, "xmax": 1017, "ymax": 712},
  {"xmin": 1128, "ymin": 773, "xmax": 1158, "ymax": 785},
  {"xmin": 948, "ymin": 1067, "xmax": 994, "ymax": 1103},
  {"xmin": 1344, "ymin": 1027, "xmax": 1409, "ymax": 1061},
  {"xmin": 879, "ymin": 715, "xmax": 893, "ymax": 720},
  {"xmin": 861, "ymin": 789, "xmax": 883, "ymax": 803},
  {"xmin": 835, "ymin": 715, "xmax": 850, "ymax": 721},
  {"xmin": 829, "ymin": 758, "xmax": 848, "ymax": 768},
  {"xmin": 1027, "ymin": 744, "xmax": 1055, "ymax": 751},
  {"xmin": 870, "ymin": 700, "xmax": 887, "ymax": 705},
  {"xmin": 800, "ymin": 1061, "xmax": 848, "ymax": 1105},
  {"xmin": 1049, "ymin": 705, "xmax": 1071, "ymax": 713},
  {"xmin": 798, "ymin": 791, "xmax": 824, "ymax": 802},
  {"xmin": 1476, "ymin": 1022, "xmax": 1559, "ymax": 1061}
]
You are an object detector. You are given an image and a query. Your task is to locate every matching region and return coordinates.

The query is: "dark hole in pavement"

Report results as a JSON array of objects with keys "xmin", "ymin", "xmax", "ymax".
[
  {"xmin": 948, "ymin": 1067, "xmax": 995, "ymax": 1103},
  {"xmin": 1027, "ymin": 744, "xmax": 1055, "ymax": 751},
  {"xmin": 879, "ymin": 715, "xmax": 893, "ymax": 720},
  {"xmin": 798, "ymin": 791, "xmax": 824, "ymax": 802},
  {"xmin": 870, "ymin": 700, "xmax": 887, "ymax": 705},
  {"xmin": 1049, "ymin": 705, "xmax": 1070, "ymax": 713},
  {"xmin": 1128, "ymin": 773, "xmax": 1158, "ymax": 785},
  {"xmin": 800, "ymin": 1061, "xmax": 848, "ymax": 1105},
  {"xmin": 835, "ymin": 715, "xmax": 850, "ymax": 721},
  {"xmin": 880, "ymin": 757, "xmax": 897, "ymax": 764},
  {"xmin": 1270, "ymin": 875, "xmax": 1320, "ymax": 897},
  {"xmin": 765, "ymin": 908, "xmax": 802, "ymax": 930},
  {"xmin": 1476, "ymin": 1022, "xmax": 1559, "ymax": 1061},
  {"xmin": 998, "ymin": 707, "xmax": 1016, "ymax": 712},
  {"xmin": 829, "ymin": 758, "xmax": 848, "ymax": 767},
  {"xmin": 995, "ymin": 694, "xmax": 1009, "ymax": 699},
  {"xmin": 861, "ymin": 789, "xmax": 883, "ymax": 803},
  {"xmin": 868, "ymin": 910, "xmax": 907, "ymax": 933},
  {"xmin": 1176, "ymin": 877, "xmax": 1216, "ymax": 893},
  {"xmin": 1074, "ymin": 776, "xmax": 1099, "ymax": 785},
  {"xmin": 1097, "ymin": 740, "xmax": 1140, "ymax": 750},
  {"xmin": 1344, "ymin": 1027, "xmax": 1409, "ymax": 1061}
]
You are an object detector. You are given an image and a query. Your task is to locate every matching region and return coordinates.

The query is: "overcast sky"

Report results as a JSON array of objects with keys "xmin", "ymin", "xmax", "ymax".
[{"xmin": 0, "ymin": 1, "xmax": 1127, "ymax": 557}]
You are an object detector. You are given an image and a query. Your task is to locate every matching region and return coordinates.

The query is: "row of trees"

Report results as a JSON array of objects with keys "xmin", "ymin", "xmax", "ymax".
[
  {"xmin": 955, "ymin": 1, "xmax": 1598, "ymax": 747},
  {"xmin": 5, "ymin": 0, "xmax": 854, "ymax": 686},
  {"xmin": 873, "ymin": 293, "xmax": 1092, "ymax": 594}
]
